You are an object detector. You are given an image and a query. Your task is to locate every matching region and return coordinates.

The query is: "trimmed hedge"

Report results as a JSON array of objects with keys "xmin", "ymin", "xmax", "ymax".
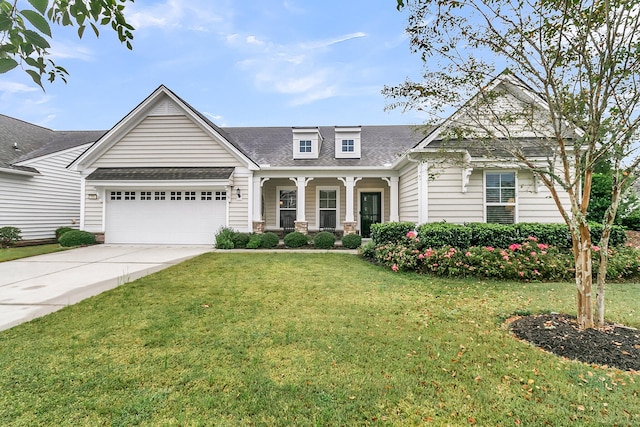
[
  {"xmin": 370, "ymin": 222, "xmax": 415, "ymax": 245},
  {"xmin": 55, "ymin": 227, "xmax": 75, "ymax": 241},
  {"xmin": 284, "ymin": 231, "xmax": 309, "ymax": 248},
  {"xmin": 341, "ymin": 233, "xmax": 362, "ymax": 249},
  {"xmin": 58, "ymin": 230, "xmax": 96, "ymax": 247},
  {"xmin": 313, "ymin": 231, "xmax": 335, "ymax": 249},
  {"xmin": 232, "ymin": 232, "xmax": 251, "ymax": 249},
  {"xmin": 416, "ymin": 223, "xmax": 472, "ymax": 250}
]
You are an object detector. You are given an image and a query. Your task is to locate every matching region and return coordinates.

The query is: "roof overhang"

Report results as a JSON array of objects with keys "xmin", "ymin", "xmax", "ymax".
[
  {"xmin": 85, "ymin": 167, "xmax": 235, "ymax": 188},
  {"xmin": 0, "ymin": 165, "xmax": 40, "ymax": 176}
]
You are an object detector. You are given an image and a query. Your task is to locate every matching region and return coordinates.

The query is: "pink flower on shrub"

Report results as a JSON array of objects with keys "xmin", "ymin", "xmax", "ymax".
[
  {"xmin": 406, "ymin": 231, "xmax": 416, "ymax": 239},
  {"xmin": 528, "ymin": 236, "xmax": 538, "ymax": 242},
  {"xmin": 592, "ymin": 245, "xmax": 600, "ymax": 252},
  {"xmin": 537, "ymin": 243, "xmax": 548, "ymax": 250},
  {"xmin": 485, "ymin": 246, "xmax": 494, "ymax": 252},
  {"xmin": 503, "ymin": 255, "xmax": 509, "ymax": 261},
  {"xmin": 465, "ymin": 251, "xmax": 471, "ymax": 256},
  {"xmin": 418, "ymin": 253, "xmax": 424, "ymax": 260},
  {"xmin": 509, "ymin": 243, "xmax": 521, "ymax": 251},
  {"xmin": 534, "ymin": 269, "xmax": 540, "ymax": 275},
  {"xmin": 392, "ymin": 264, "xmax": 398, "ymax": 272},
  {"xmin": 531, "ymin": 252, "xmax": 537, "ymax": 257},
  {"xmin": 518, "ymin": 271, "xmax": 524, "ymax": 277}
]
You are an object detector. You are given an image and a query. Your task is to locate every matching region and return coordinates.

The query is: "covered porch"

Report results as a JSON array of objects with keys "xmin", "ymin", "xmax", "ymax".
[{"xmin": 251, "ymin": 173, "xmax": 399, "ymax": 237}]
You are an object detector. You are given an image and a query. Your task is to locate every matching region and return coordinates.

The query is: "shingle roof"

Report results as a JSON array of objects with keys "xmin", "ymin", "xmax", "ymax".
[
  {"xmin": 222, "ymin": 125, "xmax": 430, "ymax": 168},
  {"xmin": 86, "ymin": 167, "xmax": 235, "ymax": 181},
  {"xmin": 427, "ymin": 138, "xmax": 557, "ymax": 158},
  {"xmin": 0, "ymin": 114, "xmax": 104, "ymax": 170}
]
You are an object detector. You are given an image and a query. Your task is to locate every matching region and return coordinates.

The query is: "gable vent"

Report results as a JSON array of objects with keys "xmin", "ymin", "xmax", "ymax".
[{"xmin": 149, "ymin": 99, "xmax": 182, "ymax": 116}]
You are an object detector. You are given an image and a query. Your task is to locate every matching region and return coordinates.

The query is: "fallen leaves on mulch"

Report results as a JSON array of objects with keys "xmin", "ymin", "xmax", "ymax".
[{"xmin": 510, "ymin": 313, "xmax": 640, "ymax": 372}]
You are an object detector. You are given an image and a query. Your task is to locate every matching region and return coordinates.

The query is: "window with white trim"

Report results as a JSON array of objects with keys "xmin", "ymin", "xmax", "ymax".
[
  {"xmin": 485, "ymin": 172, "xmax": 516, "ymax": 224},
  {"xmin": 341, "ymin": 139, "xmax": 355, "ymax": 152},
  {"xmin": 299, "ymin": 140, "xmax": 312, "ymax": 153},
  {"xmin": 318, "ymin": 189, "xmax": 337, "ymax": 230},
  {"xmin": 279, "ymin": 188, "xmax": 297, "ymax": 228}
]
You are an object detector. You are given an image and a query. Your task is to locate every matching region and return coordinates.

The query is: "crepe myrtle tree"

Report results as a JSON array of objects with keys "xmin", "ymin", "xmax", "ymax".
[
  {"xmin": 388, "ymin": 0, "xmax": 640, "ymax": 329},
  {"xmin": 0, "ymin": 0, "xmax": 134, "ymax": 88}
]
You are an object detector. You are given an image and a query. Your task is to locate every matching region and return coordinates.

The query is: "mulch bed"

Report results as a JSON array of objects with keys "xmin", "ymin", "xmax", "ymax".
[{"xmin": 510, "ymin": 313, "xmax": 640, "ymax": 372}]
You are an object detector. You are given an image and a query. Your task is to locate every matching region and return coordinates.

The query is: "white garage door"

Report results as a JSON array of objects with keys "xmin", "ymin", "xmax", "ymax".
[{"xmin": 105, "ymin": 190, "xmax": 227, "ymax": 244}]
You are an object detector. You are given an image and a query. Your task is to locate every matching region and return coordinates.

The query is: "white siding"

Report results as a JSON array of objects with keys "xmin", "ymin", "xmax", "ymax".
[
  {"xmin": 428, "ymin": 167, "xmax": 484, "ymax": 223},
  {"xmin": 0, "ymin": 145, "xmax": 88, "ymax": 241},
  {"xmin": 83, "ymin": 184, "xmax": 104, "ymax": 232},
  {"xmin": 517, "ymin": 169, "xmax": 567, "ymax": 223},
  {"xmin": 399, "ymin": 163, "xmax": 419, "ymax": 223},
  {"xmin": 92, "ymin": 115, "xmax": 243, "ymax": 168},
  {"xmin": 229, "ymin": 169, "xmax": 251, "ymax": 232}
]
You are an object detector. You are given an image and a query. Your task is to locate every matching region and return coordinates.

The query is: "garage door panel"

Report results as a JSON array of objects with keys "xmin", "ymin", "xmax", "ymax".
[{"xmin": 105, "ymin": 190, "xmax": 226, "ymax": 244}]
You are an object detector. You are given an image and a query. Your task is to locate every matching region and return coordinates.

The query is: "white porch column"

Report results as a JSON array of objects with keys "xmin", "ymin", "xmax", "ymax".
[
  {"xmin": 290, "ymin": 176, "xmax": 308, "ymax": 222},
  {"xmin": 338, "ymin": 176, "xmax": 358, "ymax": 222},
  {"xmin": 252, "ymin": 176, "xmax": 262, "ymax": 222},
  {"xmin": 382, "ymin": 176, "xmax": 399, "ymax": 222}
]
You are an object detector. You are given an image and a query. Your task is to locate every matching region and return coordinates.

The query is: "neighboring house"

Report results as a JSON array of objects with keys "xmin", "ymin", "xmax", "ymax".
[
  {"xmin": 0, "ymin": 115, "xmax": 104, "ymax": 242},
  {"xmin": 68, "ymin": 73, "xmax": 570, "ymax": 245}
]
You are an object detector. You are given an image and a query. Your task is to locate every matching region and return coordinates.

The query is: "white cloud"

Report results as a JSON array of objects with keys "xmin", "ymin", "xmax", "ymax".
[
  {"xmin": 0, "ymin": 82, "xmax": 39, "ymax": 94},
  {"xmin": 49, "ymin": 41, "xmax": 94, "ymax": 61},
  {"xmin": 127, "ymin": 0, "xmax": 230, "ymax": 31}
]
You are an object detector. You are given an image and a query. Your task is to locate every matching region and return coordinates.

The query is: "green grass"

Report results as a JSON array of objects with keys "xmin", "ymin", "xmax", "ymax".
[
  {"xmin": 0, "ymin": 244, "xmax": 66, "ymax": 262},
  {"xmin": 0, "ymin": 253, "xmax": 638, "ymax": 426}
]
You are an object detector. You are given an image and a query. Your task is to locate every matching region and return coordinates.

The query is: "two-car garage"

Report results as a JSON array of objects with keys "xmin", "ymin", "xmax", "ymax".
[{"xmin": 86, "ymin": 167, "xmax": 236, "ymax": 245}]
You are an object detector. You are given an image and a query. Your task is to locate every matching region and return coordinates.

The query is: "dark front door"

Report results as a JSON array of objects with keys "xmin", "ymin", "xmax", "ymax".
[{"xmin": 360, "ymin": 192, "xmax": 381, "ymax": 238}]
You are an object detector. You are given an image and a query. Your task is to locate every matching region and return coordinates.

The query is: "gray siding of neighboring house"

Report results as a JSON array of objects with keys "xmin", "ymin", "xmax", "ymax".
[
  {"xmin": 399, "ymin": 162, "xmax": 419, "ymax": 223},
  {"xmin": 0, "ymin": 145, "xmax": 88, "ymax": 241}
]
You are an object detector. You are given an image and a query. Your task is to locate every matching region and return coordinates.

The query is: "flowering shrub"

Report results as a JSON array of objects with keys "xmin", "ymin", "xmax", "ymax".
[{"xmin": 369, "ymin": 235, "xmax": 640, "ymax": 282}]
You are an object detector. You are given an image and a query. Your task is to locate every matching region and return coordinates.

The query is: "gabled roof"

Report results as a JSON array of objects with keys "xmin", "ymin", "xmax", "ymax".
[
  {"xmin": 0, "ymin": 114, "xmax": 104, "ymax": 174},
  {"xmin": 223, "ymin": 125, "xmax": 428, "ymax": 168},
  {"xmin": 70, "ymin": 85, "xmax": 260, "ymax": 171}
]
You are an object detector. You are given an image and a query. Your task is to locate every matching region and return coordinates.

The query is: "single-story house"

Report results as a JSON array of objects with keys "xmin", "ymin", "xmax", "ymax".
[
  {"xmin": 66, "ymin": 72, "xmax": 571, "ymax": 245},
  {"xmin": 0, "ymin": 114, "xmax": 104, "ymax": 242}
]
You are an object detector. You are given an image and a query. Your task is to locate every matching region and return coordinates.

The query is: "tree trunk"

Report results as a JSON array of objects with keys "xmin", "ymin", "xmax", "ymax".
[
  {"xmin": 574, "ymin": 222, "xmax": 594, "ymax": 329},
  {"xmin": 595, "ymin": 248, "xmax": 608, "ymax": 327}
]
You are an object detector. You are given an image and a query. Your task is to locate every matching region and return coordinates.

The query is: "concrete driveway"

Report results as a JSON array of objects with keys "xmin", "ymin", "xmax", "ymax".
[{"xmin": 0, "ymin": 244, "xmax": 212, "ymax": 332}]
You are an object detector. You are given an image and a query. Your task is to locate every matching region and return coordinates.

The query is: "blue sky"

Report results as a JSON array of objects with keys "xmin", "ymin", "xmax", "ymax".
[{"xmin": 0, "ymin": 0, "xmax": 428, "ymax": 131}]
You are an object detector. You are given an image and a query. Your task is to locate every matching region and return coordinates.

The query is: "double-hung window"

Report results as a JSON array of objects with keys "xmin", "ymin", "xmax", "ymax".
[
  {"xmin": 485, "ymin": 172, "xmax": 516, "ymax": 224},
  {"xmin": 279, "ymin": 189, "xmax": 297, "ymax": 229},
  {"xmin": 318, "ymin": 189, "xmax": 337, "ymax": 230}
]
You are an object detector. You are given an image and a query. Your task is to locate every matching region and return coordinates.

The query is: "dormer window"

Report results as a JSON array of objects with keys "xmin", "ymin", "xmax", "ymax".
[
  {"xmin": 335, "ymin": 126, "xmax": 361, "ymax": 158},
  {"xmin": 341, "ymin": 139, "xmax": 355, "ymax": 153},
  {"xmin": 293, "ymin": 128, "xmax": 322, "ymax": 159},
  {"xmin": 300, "ymin": 140, "xmax": 312, "ymax": 153}
]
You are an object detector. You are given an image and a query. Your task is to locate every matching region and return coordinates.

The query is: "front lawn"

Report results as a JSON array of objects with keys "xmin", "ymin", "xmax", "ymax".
[
  {"xmin": 0, "ymin": 244, "xmax": 66, "ymax": 262},
  {"xmin": 0, "ymin": 253, "xmax": 638, "ymax": 426}
]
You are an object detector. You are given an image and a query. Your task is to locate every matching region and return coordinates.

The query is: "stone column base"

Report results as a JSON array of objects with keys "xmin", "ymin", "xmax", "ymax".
[
  {"xmin": 342, "ymin": 221, "xmax": 357, "ymax": 235},
  {"xmin": 252, "ymin": 221, "xmax": 265, "ymax": 234},
  {"xmin": 294, "ymin": 221, "xmax": 308, "ymax": 235}
]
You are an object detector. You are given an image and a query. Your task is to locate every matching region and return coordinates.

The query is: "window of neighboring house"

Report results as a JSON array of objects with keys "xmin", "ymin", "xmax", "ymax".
[
  {"xmin": 341, "ymin": 139, "xmax": 355, "ymax": 152},
  {"xmin": 299, "ymin": 140, "xmax": 312, "ymax": 153},
  {"xmin": 279, "ymin": 189, "xmax": 297, "ymax": 228},
  {"xmin": 318, "ymin": 189, "xmax": 337, "ymax": 230},
  {"xmin": 485, "ymin": 172, "xmax": 516, "ymax": 224}
]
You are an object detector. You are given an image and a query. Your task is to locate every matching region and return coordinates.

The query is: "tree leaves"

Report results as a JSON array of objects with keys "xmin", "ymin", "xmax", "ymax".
[{"xmin": 1, "ymin": 0, "xmax": 135, "ymax": 87}]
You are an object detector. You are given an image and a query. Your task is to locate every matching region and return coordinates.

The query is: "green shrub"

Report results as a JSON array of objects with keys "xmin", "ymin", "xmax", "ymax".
[
  {"xmin": 55, "ymin": 227, "xmax": 75, "ymax": 241},
  {"xmin": 284, "ymin": 231, "xmax": 309, "ymax": 248},
  {"xmin": 467, "ymin": 223, "xmax": 520, "ymax": 248},
  {"xmin": 360, "ymin": 240, "xmax": 377, "ymax": 258},
  {"xmin": 589, "ymin": 222, "xmax": 627, "ymax": 247},
  {"xmin": 0, "ymin": 226, "xmax": 22, "ymax": 248},
  {"xmin": 215, "ymin": 227, "xmax": 236, "ymax": 249},
  {"xmin": 313, "ymin": 231, "xmax": 335, "ymax": 249},
  {"xmin": 260, "ymin": 232, "xmax": 280, "ymax": 249},
  {"xmin": 416, "ymin": 222, "xmax": 471, "ymax": 249},
  {"xmin": 231, "ymin": 232, "xmax": 251, "ymax": 249},
  {"xmin": 514, "ymin": 223, "xmax": 572, "ymax": 248},
  {"xmin": 370, "ymin": 222, "xmax": 415, "ymax": 245},
  {"xmin": 58, "ymin": 230, "xmax": 96, "ymax": 247},
  {"xmin": 620, "ymin": 210, "xmax": 640, "ymax": 231},
  {"xmin": 246, "ymin": 234, "xmax": 262, "ymax": 249},
  {"xmin": 341, "ymin": 233, "xmax": 362, "ymax": 249}
]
